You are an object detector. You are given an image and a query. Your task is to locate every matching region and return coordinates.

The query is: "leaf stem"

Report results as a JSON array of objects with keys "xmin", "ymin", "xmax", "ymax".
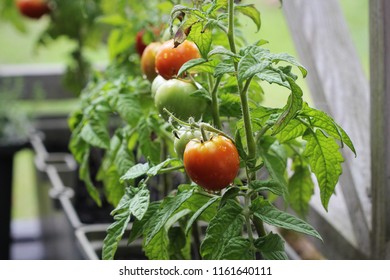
[
  {"xmin": 244, "ymin": 193, "xmax": 255, "ymax": 253},
  {"xmin": 159, "ymin": 165, "xmax": 185, "ymax": 174}
]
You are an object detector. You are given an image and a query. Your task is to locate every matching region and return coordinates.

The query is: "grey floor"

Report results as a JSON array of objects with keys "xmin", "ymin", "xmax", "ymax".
[
  {"xmin": 10, "ymin": 218, "xmax": 84, "ymax": 260},
  {"xmin": 10, "ymin": 219, "xmax": 45, "ymax": 260}
]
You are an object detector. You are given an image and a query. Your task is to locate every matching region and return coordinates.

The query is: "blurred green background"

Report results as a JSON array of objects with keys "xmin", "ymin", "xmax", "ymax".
[{"xmin": 0, "ymin": 0, "xmax": 368, "ymax": 220}]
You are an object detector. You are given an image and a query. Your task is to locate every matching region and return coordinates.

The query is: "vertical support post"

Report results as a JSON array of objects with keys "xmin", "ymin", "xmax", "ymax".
[
  {"xmin": 283, "ymin": 0, "xmax": 371, "ymax": 257},
  {"xmin": 0, "ymin": 152, "xmax": 15, "ymax": 259},
  {"xmin": 370, "ymin": 0, "xmax": 390, "ymax": 259}
]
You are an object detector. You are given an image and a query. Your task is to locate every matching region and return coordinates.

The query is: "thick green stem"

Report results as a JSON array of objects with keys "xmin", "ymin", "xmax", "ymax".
[
  {"xmin": 227, "ymin": 0, "xmax": 265, "ymax": 249},
  {"xmin": 244, "ymin": 193, "xmax": 256, "ymax": 258},
  {"xmin": 160, "ymin": 140, "xmax": 172, "ymax": 197},
  {"xmin": 227, "ymin": 0, "xmax": 257, "ymax": 173},
  {"xmin": 240, "ymin": 79, "xmax": 257, "ymax": 169},
  {"xmin": 227, "ymin": 0, "xmax": 237, "ymax": 55},
  {"xmin": 209, "ymin": 75, "xmax": 222, "ymax": 129}
]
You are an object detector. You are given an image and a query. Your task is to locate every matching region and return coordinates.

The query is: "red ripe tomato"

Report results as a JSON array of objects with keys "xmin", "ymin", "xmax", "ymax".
[
  {"xmin": 16, "ymin": 0, "xmax": 50, "ymax": 19},
  {"xmin": 141, "ymin": 42, "xmax": 162, "ymax": 82},
  {"xmin": 183, "ymin": 135, "xmax": 240, "ymax": 191},
  {"xmin": 136, "ymin": 27, "xmax": 162, "ymax": 56},
  {"xmin": 155, "ymin": 39, "xmax": 201, "ymax": 80}
]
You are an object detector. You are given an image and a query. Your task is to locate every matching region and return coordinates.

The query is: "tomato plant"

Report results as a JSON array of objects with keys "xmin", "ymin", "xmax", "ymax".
[
  {"xmin": 184, "ymin": 135, "xmax": 240, "ymax": 191},
  {"xmin": 16, "ymin": 0, "xmax": 50, "ymax": 19},
  {"xmin": 154, "ymin": 78, "xmax": 208, "ymax": 120},
  {"xmin": 155, "ymin": 39, "xmax": 201, "ymax": 80},
  {"xmin": 68, "ymin": 0, "xmax": 356, "ymax": 260}
]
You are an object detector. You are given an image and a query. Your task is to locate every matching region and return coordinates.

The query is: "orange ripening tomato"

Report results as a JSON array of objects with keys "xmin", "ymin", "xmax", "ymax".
[
  {"xmin": 155, "ymin": 39, "xmax": 201, "ymax": 80},
  {"xmin": 183, "ymin": 135, "xmax": 240, "ymax": 191},
  {"xmin": 16, "ymin": 0, "xmax": 50, "ymax": 19},
  {"xmin": 141, "ymin": 42, "xmax": 162, "ymax": 82}
]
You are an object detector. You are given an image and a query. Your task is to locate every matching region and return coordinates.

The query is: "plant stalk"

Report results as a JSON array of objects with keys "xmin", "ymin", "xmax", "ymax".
[
  {"xmin": 209, "ymin": 75, "xmax": 222, "ymax": 129},
  {"xmin": 227, "ymin": 0, "xmax": 257, "ymax": 176}
]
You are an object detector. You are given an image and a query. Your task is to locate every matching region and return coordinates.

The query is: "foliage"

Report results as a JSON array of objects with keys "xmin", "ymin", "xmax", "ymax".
[{"xmin": 68, "ymin": 0, "xmax": 355, "ymax": 260}]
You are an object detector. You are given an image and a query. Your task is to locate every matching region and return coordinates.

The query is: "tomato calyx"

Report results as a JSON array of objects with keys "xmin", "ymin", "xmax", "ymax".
[{"xmin": 165, "ymin": 108, "xmax": 236, "ymax": 145}]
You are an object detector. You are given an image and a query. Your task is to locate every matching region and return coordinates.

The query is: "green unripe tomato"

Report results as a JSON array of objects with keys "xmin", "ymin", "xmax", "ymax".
[
  {"xmin": 174, "ymin": 128, "xmax": 202, "ymax": 159},
  {"xmin": 154, "ymin": 79, "xmax": 207, "ymax": 121},
  {"xmin": 151, "ymin": 75, "xmax": 167, "ymax": 97}
]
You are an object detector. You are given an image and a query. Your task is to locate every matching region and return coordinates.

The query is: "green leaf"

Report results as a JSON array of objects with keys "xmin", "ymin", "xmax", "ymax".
[
  {"xmin": 289, "ymin": 164, "xmax": 314, "ymax": 217},
  {"xmin": 270, "ymin": 53, "xmax": 307, "ymax": 78},
  {"xmin": 179, "ymin": 191, "xmax": 218, "ymax": 222},
  {"xmin": 69, "ymin": 121, "xmax": 89, "ymax": 163},
  {"xmin": 184, "ymin": 59, "xmax": 219, "ymax": 74},
  {"xmin": 220, "ymin": 237, "xmax": 254, "ymax": 260},
  {"xmin": 178, "ymin": 58, "xmax": 208, "ymax": 76},
  {"xmin": 168, "ymin": 226, "xmax": 191, "ymax": 260},
  {"xmin": 144, "ymin": 229, "xmax": 170, "ymax": 260},
  {"xmin": 208, "ymin": 46, "xmax": 239, "ymax": 58},
  {"xmin": 101, "ymin": 166, "xmax": 124, "ymax": 207},
  {"xmin": 254, "ymin": 232, "xmax": 288, "ymax": 260},
  {"xmin": 188, "ymin": 21, "xmax": 212, "ymax": 59},
  {"xmin": 256, "ymin": 68, "xmax": 289, "ymax": 88},
  {"xmin": 300, "ymin": 104, "xmax": 356, "ymax": 155},
  {"xmin": 250, "ymin": 179, "xmax": 284, "ymax": 196},
  {"xmin": 200, "ymin": 200, "xmax": 245, "ymax": 259},
  {"xmin": 219, "ymin": 187, "xmax": 240, "ymax": 209},
  {"xmin": 251, "ymin": 197, "xmax": 322, "ymax": 241},
  {"xmin": 79, "ymin": 149, "xmax": 102, "ymax": 207},
  {"xmin": 138, "ymin": 117, "xmax": 161, "ymax": 164},
  {"xmin": 80, "ymin": 119, "xmax": 110, "ymax": 149},
  {"xmin": 272, "ymin": 76, "xmax": 303, "ymax": 135},
  {"xmin": 219, "ymin": 93, "xmax": 242, "ymax": 118},
  {"xmin": 303, "ymin": 130, "xmax": 344, "ymax": 210},
  {"xmin": 258, "ymin": 140, "xmax": 288, "ymax": 199},
  {"xmin": 237, "ymin": 52, "xmax": 270, "ymax": 83},
  {"xmin": 97, "ymin": 14, "xmax": 128, "ymax": 26},
  {"xmin": 128, "ymin": 201, "xmax": 161, "ymax": 244},
  {"xmin": 102, "ymin": 186, "xmax": 150, "ymax": 260},
  {"xmin": 129, "ymin": 187, "xmax": 150, "ymax": 221},
  {"xmin": 144, "ymin": 189, "xmax": 194, "ymax": 245},
  {"xmin": 235, "ymin": 4, "xmax": 261, "ymax": 32},
  {"xmin": 147, "ymin": 158, "xmax": 181, "ymax": 177},
  {"xmin": 102, "ymin": 211, "xmax": 131, "ymax": 260},
  {"xmin": 214, "ymin": 60, "xmax": 236, "ymax": 77},
  {"xmin": 276, "ymin": 119, "xmax": 307, "ymax": 143},
  {"xmin": 120, "ymin": 163, "xmax": 149, "ymax": 181},
  {"xmin": 116, "ymin": 93, "xmax": 142, "ymax": 127},
  {"xmin": 185, "ymin": 196, "xmax": 220, "ymax": 235},
  {"xmin": 114, "ymin": 135, "xmax": 135, "ymax": 176}
]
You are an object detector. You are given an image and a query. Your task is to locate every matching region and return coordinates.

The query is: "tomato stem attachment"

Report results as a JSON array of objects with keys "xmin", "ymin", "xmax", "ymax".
[
  {"xmin": 163, "ymin": 108, "xmax": 236, "ymax": 144},
  {"xmin": 200, "ymin": 123, "xmax": 209, "ymax": 142}
]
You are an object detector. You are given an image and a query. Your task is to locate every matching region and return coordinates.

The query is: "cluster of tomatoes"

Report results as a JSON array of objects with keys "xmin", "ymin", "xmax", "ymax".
[
  {"xmin": 16, "ymin": 0, "xmax": 51, "ymax": 19},
  {"xmin": 138, "ymin": 33, "xmax": 240, "ymax": 192}
]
